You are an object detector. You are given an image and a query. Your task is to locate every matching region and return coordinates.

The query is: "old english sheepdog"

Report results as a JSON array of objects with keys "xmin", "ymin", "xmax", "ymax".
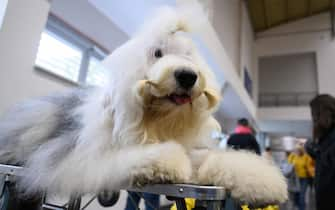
[{"xmin": 0, "ymin": 6, "xmax": 287, "ymax": 206}]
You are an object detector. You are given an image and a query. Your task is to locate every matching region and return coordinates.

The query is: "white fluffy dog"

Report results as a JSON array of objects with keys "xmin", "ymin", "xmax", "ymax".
[{"xmin": 0, "ymin": 6, "xmax": 287, "ymax": 206}]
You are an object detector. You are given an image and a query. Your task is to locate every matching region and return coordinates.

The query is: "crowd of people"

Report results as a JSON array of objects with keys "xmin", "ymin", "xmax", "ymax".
[
  {"xmin": 225, "ymin": 94, "xmax": 335, "ymax": 210},
  {"xmin": 280, "ymin": 94, "xmax": 335, "ymax": 210}
]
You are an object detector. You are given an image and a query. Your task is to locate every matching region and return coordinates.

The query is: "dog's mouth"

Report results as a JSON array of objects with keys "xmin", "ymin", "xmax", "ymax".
[
  {"xmin": 167, "ymin": 93, "xmax": 192, "ymax": 105},
  {"xmin": 136, "ymin": 76, "xmax": 219, "ymax": 109}
]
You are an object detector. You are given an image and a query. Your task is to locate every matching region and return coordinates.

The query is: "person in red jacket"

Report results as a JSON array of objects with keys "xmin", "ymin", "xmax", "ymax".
[{"xmin": 227, "ymin": 118, "xmax": 260, "ymax": 155}]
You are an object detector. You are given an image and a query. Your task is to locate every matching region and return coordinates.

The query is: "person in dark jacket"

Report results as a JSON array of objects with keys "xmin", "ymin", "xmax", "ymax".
[
  {"xmin": 305, "ymin": 94, "xmax": 335, "ymax": 210},
  {"xmin": 227, "ymin": 118, "xmax": 261, "ymax": 155}
]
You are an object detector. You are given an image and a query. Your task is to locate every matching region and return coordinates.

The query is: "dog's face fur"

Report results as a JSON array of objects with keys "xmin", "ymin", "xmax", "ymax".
[
  {"xmin": 138, "ymin": 32, "xmax": 217, "ymax": 107},
  {"xmin": 103, "ymin": 7, "xmax": 220, "ymax": 142},
  {"xmin": 138, "ymin": 32, "xmax": 220, "ymax": 140}
]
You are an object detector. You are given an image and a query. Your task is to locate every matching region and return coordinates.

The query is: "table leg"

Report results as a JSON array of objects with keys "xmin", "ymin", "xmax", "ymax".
[{"xmin": 166, "ymin": 196, "xmax": 187, "ymax": 210}]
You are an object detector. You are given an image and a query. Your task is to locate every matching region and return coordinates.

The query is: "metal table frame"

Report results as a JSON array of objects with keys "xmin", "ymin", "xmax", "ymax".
[{"xmin": 0, "ymin": 164, "xmax": 81, "ymax": 210}]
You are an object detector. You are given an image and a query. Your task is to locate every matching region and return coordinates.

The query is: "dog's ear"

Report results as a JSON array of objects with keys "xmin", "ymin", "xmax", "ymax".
[
  {"xmin": 135, "ymin": 80, "xmax": 166, "ymax": 105},
  {"xmin": 204, "ymin": 88, "xmax": 220, "ymax": 109},
  {"xmin": 134, "ymin": 80, "xmax": 149, "ymax": 104}
]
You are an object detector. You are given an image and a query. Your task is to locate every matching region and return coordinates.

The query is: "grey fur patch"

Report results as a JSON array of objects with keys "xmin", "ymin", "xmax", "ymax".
[
  {"xmin": 0, "ymin": 88, "xmax": 92, "ymax": 165},
  {"xmin": 43, "ymin": 89, "xmax": 87, "ymax": 139}
]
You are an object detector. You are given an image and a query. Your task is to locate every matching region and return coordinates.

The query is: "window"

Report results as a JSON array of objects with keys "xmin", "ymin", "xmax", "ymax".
[
  {"xmin": 36, "ymin": 30, "xmax": 82, "ymax": 82},
  {"xmin": 87, "ymin": 56, "xmax": 110, "ymax": 86},
  {"xmin": 35, "ymin": 15, "xmax": 109, "ymax": 86}
]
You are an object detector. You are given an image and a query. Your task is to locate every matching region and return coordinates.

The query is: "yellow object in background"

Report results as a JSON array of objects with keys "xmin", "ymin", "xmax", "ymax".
[
  {"xmin": 170, "ymin": 198, "xmax": 195, "ymax": 210},
  {"xmin": 288, "ymin": 153, "xmax": 309, "ymax": 178},
  {"xmin": 170, "ymin": 198, "xmax": 279, "ymax": 210},
  {"xmin": 241, "ymin": 205, "xmax": 279, "ymax": 210},
  {"xmin": 171, "ymin": 199, "xmax": 279, "ymax": 210}
]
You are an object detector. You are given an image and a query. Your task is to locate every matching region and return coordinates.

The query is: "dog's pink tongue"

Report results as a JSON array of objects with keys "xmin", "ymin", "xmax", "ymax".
[{"xmin": 172, "ymin": 95, "xmax": 191, "ymax": 105}]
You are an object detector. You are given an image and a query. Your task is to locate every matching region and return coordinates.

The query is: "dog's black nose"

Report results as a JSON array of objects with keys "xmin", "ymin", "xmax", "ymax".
[{"xmin": 174, "ymin": 69, "xmax": 198, "ymax": 90}]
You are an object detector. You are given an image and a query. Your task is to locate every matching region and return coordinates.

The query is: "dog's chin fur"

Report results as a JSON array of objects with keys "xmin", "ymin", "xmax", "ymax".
[
  {"xmin": 0, "ymin": 5, "xmax": 287, "ymax": 206},
  {"xmin": 141, "ymin": 97, "xmax": 203, "ymax": 142}
]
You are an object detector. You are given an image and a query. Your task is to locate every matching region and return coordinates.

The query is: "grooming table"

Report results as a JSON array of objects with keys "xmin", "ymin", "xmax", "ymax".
[{"xmin": 0, "ymin": 164, "xmax": 239, "ymax": 210}]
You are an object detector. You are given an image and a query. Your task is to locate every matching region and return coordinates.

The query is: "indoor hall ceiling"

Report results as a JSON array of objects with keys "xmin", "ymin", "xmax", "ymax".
[{"xmin": 247, "ymin": 0, "xmax": 335, "ymax": 32}]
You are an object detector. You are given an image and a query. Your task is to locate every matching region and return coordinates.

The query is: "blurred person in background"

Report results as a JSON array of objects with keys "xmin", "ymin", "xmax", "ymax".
[
  {"xmin": 305, "ymin": 94, "xmax": 335, "ymax": 210},
  {"xmin": 227, "ymin": 118, "xmax": 264, "ymax": 210},
  {"xmin": 224, "ymin": 120, "xmax": 279, "ymax": 210},
  {"xmin": 288, "ymin": 145, "xmax": 309, "ymax": 210},
  {"xmin": 280, "ymin": 151, "xmax": 294, "ymax": 177},
  {"xmin": 279, "ymin": 151, "xmax": 296, "ymax": 210},
  {"xmin": 227, "ymin": 118, "xmax": 260, "ymax": 155}
]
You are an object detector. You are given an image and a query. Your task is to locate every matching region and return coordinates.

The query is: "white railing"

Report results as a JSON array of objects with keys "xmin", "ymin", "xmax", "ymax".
[{"xmin": 259, "ymin": 91, "xmax": 317, "ymax": 107}]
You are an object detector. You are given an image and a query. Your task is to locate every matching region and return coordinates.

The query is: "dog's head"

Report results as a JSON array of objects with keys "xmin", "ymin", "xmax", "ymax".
[
  {"xmin": 103, "ymin": 6, "xmax": 220, "ymax": 141},
  {"xmin": 135, "ymin": 31, "xmax": 219, "ymax": 109}
]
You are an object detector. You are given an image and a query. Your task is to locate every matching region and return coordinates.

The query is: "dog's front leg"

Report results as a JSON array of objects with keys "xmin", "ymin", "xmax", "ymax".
[
  {"xmin": 44, "ymin": 141, "xmax": 193, "ymax": 194},
  {"xmin": 196, "ymin": 150, "xmax": 288, "ymax": 207},
  {"xmin": 187, "ymin": 148, "xmax": 211, "ymax": 182},
  {"xmin": 129, "ymin": 141, "xmax": 192, "ymax": 187}
]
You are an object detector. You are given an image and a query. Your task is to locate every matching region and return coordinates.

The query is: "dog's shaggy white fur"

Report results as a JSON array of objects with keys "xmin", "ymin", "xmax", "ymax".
[{"xmin": 0, "ymin": 5, "xmax": 287, "ymax": 206}]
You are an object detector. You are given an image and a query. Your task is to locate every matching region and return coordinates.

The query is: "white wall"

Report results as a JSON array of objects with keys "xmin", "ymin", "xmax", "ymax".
[
  {"xmin": 212, "ymin": 0, "xmax": 256, "ymax": 77},
  {"xmin": 212, "ymin": 0, "xmax": 240, "ymax": 73},
  {"xmin": 212, "ymin": 0, "xmax": 257, "ymax": 105},
  {"xmin": 259, "ymin": 52, "xmax": 318, "ymax": 94},
  {"xmin": 50, "ymin": 0, "xmax": 129, "ymax": 53},
  {"xmin": 240, "ymin": 3, "xmax": 257, "ymax": 103},
  {"xmin": 255, "ymin": 13, "xmax": 335, "ymax": 96},
  {"xmin": 240, "ymin": 3, "xmax": 255, "ymax": 77},
  {"xmin": 197, "ymin": 17, "xmax": 257, "ymax": 119},
  {"xmin": 0, "ymin": 0, "xmax": 72, "ymax": 113}
]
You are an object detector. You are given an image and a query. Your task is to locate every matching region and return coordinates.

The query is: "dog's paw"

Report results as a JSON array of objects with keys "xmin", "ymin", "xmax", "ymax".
[
  {"xmin": 197, "ymin": 150, "xmax": 287, "ymax": 206},
  {"xmin": 131, "ymin": 165, "xmax": 186, "ymax": 188},
  {"xmin": 130, "ymin": 142, "xmax": 192, "ymax": 187}
]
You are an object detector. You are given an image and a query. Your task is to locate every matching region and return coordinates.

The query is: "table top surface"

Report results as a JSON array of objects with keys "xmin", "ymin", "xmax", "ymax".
[{"xmin": 0, "ymin": 164, "xmax": 24, "ymax": 176}]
